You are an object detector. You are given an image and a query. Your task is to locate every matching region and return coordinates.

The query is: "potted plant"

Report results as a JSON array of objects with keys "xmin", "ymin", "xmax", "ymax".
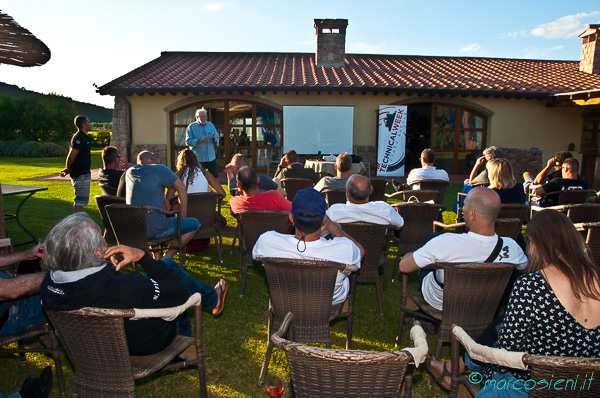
[{"xmin": 568, "ymin": 142, "xmax": 575, "ymax": 151}]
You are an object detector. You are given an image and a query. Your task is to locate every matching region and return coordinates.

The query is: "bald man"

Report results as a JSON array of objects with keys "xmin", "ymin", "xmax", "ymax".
[
  {"xmin": 399, "ymin": 187, "xmax": 527, "ymax": 311},
  {"xmin": 326, "ymin": 175, "xmax": 404, "ymax": 228}
]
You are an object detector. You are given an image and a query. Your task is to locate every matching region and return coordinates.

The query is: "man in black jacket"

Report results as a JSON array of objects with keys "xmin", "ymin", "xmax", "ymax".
[{"xmin": 41, "ymin": 213, "xmax": 227, "ymax": 355}]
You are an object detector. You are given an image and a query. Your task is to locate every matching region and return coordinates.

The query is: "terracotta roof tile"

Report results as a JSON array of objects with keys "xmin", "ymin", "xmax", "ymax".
[{"xmin": 97, "ymin": 52, "xmax": 600, "ymax": 98}]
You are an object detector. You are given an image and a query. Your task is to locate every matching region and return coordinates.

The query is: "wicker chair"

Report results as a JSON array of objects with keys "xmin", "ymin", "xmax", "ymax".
[
  {"xmin": 105, "ymin": 204, "xmax": 186, "ymax": 267},
  {"xmin": 236, "ymin": 210, "xmax": 290, "ymax": 297},
  {"xmin": 369, "ymin": 178, "xmax": 388, "ymax": 202},
  {"xmin": 322, "ymin": 189, "xmax": 347, "ymax": 207},
  {"xmin": 272, "ymin": 312, "xmax": 428, "ymax": 398},
  {"xmin": 339, "ymin": 222, "xmax": 391, "ymax": 315},
  {"xmin": 574, "ymin": 222, "xmax": 600, "ymax": 267},
  {"xmin": 46, "ymin": 293, "xmax": 207, "ymax": 398},
  {"xmin": 532, "ymin": 202, "xmax": 600, "ymax": 224},
  {"xmin": 95, "ymin": 195, "xmax": 126, "ymax": 243},
  {"xmin": 529, "ymin": 189, "xmax": 594, "ymax": 218},
  {"xmin": 386, "ymin": 189, "xmax": 439, "ymax": 204},
  {"xmin": 281, "ymin": 178, "xmax": 315, "ymax": 201},
  {"xmin": 407, "ymin": 180, "xmax": 449, "ymax": 205},
  {"xmin": 397, "ymin": 263, "xmax": 516, "ymax": 366},
  {"xmin": 257, "ymin": 257, "xmax": 359, "ymax": 386},
  {"xmin": 434, "ymin": 218, "xmax": 522, "ymax": 241},
  {"xmin": 390, "ymin": 202, "xmax": 444, "ymax": 282},
  {"xmin": 186, "ymin": 192, "xmax": 224, "ymax": 263},
  {"xmin": 450, "ymin": 325, "xmax": 600, "ymax": 398}
]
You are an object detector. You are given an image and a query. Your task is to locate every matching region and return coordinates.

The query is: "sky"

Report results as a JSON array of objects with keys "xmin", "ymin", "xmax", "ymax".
[{"xmin": 1, "ymin": 0, "xmax": 599, "ymax": 108}]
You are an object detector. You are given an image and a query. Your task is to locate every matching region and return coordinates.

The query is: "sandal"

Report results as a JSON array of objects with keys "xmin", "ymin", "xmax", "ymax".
[
  {"xmin": 212, "ymin": 279, "xmax": 227, "ymax": 316},
  {"xmin": 425, "ymin": 355, "xmax": 452, "ymax": 391}
]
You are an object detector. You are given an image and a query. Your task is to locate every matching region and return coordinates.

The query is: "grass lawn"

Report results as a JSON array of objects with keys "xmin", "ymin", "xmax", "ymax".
[{"xmin": 1, "ymin": 152, "xmax": 461, "ymax": 397}]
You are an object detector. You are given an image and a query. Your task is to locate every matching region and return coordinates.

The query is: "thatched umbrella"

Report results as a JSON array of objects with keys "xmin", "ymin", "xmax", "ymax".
[{"xmin": 0, "ymin": 10, "xmax": 50, "ymax": 67}]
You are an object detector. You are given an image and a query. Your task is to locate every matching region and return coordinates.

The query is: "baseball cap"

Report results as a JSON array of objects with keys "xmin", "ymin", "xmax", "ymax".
[{"xmin": 292, "ymin": 188, "xmax": 326, "ymax": 223}]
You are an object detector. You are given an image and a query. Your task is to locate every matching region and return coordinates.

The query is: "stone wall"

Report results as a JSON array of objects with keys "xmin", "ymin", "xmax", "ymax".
[
  {"xmin": 110, "ymin": 97, "xmax": 130, "ymax": 163},
  {"xmin": 353, "ymin": 145, "xmax": 377, "ymax": 177},
  {"xmin": 501, "ymin": 147, "xmax": 543, "ymax": 182},
  {"xmin": 129, "ymin": 144, "xmax": 168, "ymax": 166}
]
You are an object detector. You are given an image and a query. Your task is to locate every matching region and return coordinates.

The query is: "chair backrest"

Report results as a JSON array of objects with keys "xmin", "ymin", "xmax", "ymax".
[
  {"xmin": 187, "ymin": 192, "xmax": 221, "ymax": 240},
  {"xmin": 281, "ymin": 178, "xmax": 314, "ymax": 201},
  {"xmin": 261, "ymin": 257, "xmax": 354, "ymax": 344},
  {"xmin": 399, "ymin": 189, "xmax": 439, "ymax": 203},
  {"xmin": 99, "ymin": 184, "xmax": 118, "ymax": 196},
  {"xmin": 369, "ymin": 178, "xmax": 388, "ymax": 202},
  {"xmin": 577, "ymin": 222, "xmax": 600, "ymax": 267},
  {"xmin": 563, "ymin": 203, "xmax": 600, "ymax": 224},
  {"xmin": 237, "ymin": 210, "xmax": 290, "ymax": 254},
  {"xmin": 392, "ymin": 202, "xmax": 444, "ymax": 253},
  {"xmin": 46, "ymin": 307, "xmax": 137, "ymax": 397},
  {"xmin": 558, "ymin": 189, "xmax": 593, "ymax": 205},
  {"xmin": 440, "ymin": 262, "xmax": 515, "ymax": 342},
  {"xmin": 105, "ymin": 204, "xmax": 150, "ymax": 250},
  {"xmin": 95, "ymin": 195, "xmax": 126, "ymax": 242},
  {"xmin": 339, "ymin": 222, "xmax": 389, "ymax": 283},
  {"xmin": 494, "ymin": 218, "xmax": 522, "ymax": 240},
  {"xmin": 322, "ymin": 189, "xmax": 347, "ymax": 207},
  {"xmin": 409, "ymin": 180, "xmax": 449, "ymax": 205},
  {"xmin": 272, "ymin": 312, "xmax": 415, "ymax": 398},
  {"xmin": 524, "ymin": 354, "xmax": 600, "ymax": 398},
  {"xmin": 498, "ymin": 203, "xmax": 529, "ymax": 225}
]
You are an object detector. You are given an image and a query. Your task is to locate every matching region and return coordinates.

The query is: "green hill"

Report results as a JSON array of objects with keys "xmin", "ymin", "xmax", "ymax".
[{"xmin": 0, "ymin": 82, "xmax": 113, "ymax": 122}]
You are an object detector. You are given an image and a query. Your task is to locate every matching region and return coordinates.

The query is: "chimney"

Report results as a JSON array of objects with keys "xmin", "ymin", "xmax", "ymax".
[
  {"xmin": 314, "ymin": 18, "xmax": 348, "ymax": 68},
  {"xmin": 579, "ymin": 24, "xmax": 600, "ymax": 74}
]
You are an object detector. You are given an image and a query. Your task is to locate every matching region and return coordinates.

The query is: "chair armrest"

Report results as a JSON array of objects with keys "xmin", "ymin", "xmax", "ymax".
[
  {"xmin": 272, "ymin": 312, "xmax": 294, "ymax": 348},
  {"xmin": 433, "ymin": 220, "xmax": 466, "ymax": 232},
  {"xmin": 131, "ymin": 293, "xmax": 202, "ymax": 321},
  {"xmin": 144, "ymin": 206, "xmax": 180, "ymax": 217},
  {"xmin": 401, "ymin": 324, "xmax": 428, "ymax": 367}
]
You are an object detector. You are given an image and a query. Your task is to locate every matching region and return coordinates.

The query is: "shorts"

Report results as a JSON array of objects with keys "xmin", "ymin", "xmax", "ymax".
[
  {"xmin": 71, "ymin": 174, "xmax": 91, "ymax": 207},
  {"xmin": 150, "ymin": 217, "xmax": 200, "ymax": 240}
]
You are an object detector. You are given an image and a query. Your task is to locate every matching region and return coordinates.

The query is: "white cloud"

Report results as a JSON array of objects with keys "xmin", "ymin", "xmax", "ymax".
[
  {"xmin": 530, "ymin": 11, "xmax": 600, "ymax": 39},
  {"xmin": 458, "ymin": 43, "xmax": 482, "ymax": 55},
  {"xmin": 203, "ymin": 2, "xmax": 233, "ymax": 12},
  {"xmin": 347, "ymin": 41, "xmax": 386, "ymax": 54},
  {"xmin": 519, "ymin": 45, "xmax": 567, "ymax": 59},
  {"xmin": 498, "ymin": 31, "xmax": 526, "ymax": 39}
]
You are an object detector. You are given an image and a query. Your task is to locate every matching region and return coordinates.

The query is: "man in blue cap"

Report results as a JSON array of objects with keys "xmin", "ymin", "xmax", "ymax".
[{"xmin": 253, "ymin": 188, "xmax": 364, "ymax": 304}]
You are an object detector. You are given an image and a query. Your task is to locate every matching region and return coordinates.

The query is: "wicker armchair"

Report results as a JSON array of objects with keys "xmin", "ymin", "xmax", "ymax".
[
  {"xmin": 236, "ymin": 210, "xmax": 290, "ymax": 297},
  {"xmin": 105, "ymin": 204, "xmax": 186, "ymax": 267},
  {"xmin": 339, "ymin": 222, "xmax": 391, "ymax": 315},
  {"xmin": 257, "ymin": 257, "xmax": 359, "ymax": 386},
  {"xmin": 386, "ymin": 189, "xmax": 439, "ymax": 204},
  {"xmin": 532, "ymin": 202, "xmax": 600, "ymax": 224},
  {"xmin": 397, "ymin": 262, "xmax": 516, "ymax": 365},
  {"xmin": 45, "ymin": 293, "xmax": 207, "ymax": 398},
  {"xmin": 390, "ymin": 202, "xmax": 444, "ymax": 282},
  {"xmin": 281, "ymin": 178, "xmax": 315, "ymax": 201},
  {"xmin": 272, "ymin": 312, "xmax": 428, "ymax": 398},
  {"xmin": 574, "ymin": 222, "xmax": 600, "ymax": 267},
  {"xmin": 187, "ymin": 192, "xmax": 225, "ymax": 263},
  {"xmin": 450, "ymin": 325, "xmax": 600, "ymax": 398},
  {"xmin": 369, "ymin": 178, "xmax": 388, "ymax": 202},
  {"xmin": 322, "ymin": 189, "xmax": 347, "ymax": 207},
  {"xmin": 529, "ymin": 189, "xmax": 594, "ymax": 218},
  {"xmin": 94, "ymin": 195, "xmax": 126, "ymax": 243},
  {"xmin": 407, "ymin": 180, "xmax": 449, "ymax": 205},
  {"xmin": 99, "ymin": 184, "xmax": 118, "ymax": 196}
]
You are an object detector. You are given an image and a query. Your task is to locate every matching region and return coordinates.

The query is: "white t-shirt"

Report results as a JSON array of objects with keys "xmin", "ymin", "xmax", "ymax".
[
  {"xmin": 406, "ymin": 166, "xmax": 449, "ymax": 186},
  {"xmin": 253, "ymin": 231, "xmax": 362, "ymax": 304},
  {"xmin": 326, "ymin": 201, "xmax": 404, "ymax": 228},
  {"xmin": 412, "ymin": 232, "xmax": 528, "ymax": 311},
  {"xmin": 181, "ymin": 169, "xmax": 209, "ymax": 194}
]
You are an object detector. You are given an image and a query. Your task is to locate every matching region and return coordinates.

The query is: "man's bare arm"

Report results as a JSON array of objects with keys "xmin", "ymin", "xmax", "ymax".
[
  {"xmin": 0, "ymin": 272, "xmax": 46, "ymax": 301},
  {"xmin": 0, "ymin": 245, "xmax": 41, "ymax": 269},
  {"xmin": 323, "ymin": 217, "xmax": 365, "ymax": 259},
  {"xmin": 533, "ymin": 157, "xmax": 556, "ymax": 185},
  {"xmin": 399, "ymin": 252, "xmax": 420, "ymax": 273}
]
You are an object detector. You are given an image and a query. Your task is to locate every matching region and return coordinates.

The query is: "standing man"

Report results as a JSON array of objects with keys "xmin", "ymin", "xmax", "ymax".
[
  {"xmin": 61, "ymin": 115, "xmax": 91, "ymax": 213},
  {"xmin": 185, "ymin": 108, "xmax": 220, "ymax": 178}
]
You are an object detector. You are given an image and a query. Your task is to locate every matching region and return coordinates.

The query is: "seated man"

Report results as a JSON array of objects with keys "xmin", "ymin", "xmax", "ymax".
[
  {"xmin": 326, "ymin": 175, "xmax": 404, "ymax": 229},
  {"xmin": 0, "ymin": 244, "xmax": 47, "ymax": 338},
  {"xmin": 230, "ymin": 166, "xmax": 292, "ymax": 214},
  {"xmin": 399, "ymin": 187, "xmax": 527, "ymax": 311},
  {"xmin": 224, "ymin": 154, "xmax": 285, "ymax": 196},
  {"xmin": 98, "ymin": 146, "xmax": 132, "ymax": 195},
  {"xmin": 41, "ymin": 213, "xmax": 227, "ymax": 356},
  {"xmin": 253, "ymin": 188, "xmax": 364, "ymax": 304},
  {"xmin": 273, "ymin": 150, "xmax": 320, "ymax": 182},
  {"xmin": 125, "ymin": 150, "xmax": 200, "ymax": 258},
  {"xmin": 534, "ymin": 158, "xmax": 587, "ymax": 207},
  {"xmin": 466, "ymin": 146, "xmax": 503, "ymax": 185},
  {"xmin": 313, "ymin": 152, "xmax": 352, "ymax": 192},
  {"xmin": 522, "ymin": 151, "xmax": 572, "ymax": 194},
  {"xmin": 405, "ymin": 148, "xmax": 449, "ymax": 188}
]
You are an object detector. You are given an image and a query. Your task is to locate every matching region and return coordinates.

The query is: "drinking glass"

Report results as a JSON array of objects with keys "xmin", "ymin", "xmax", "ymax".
[{"xmin": 265, "ymin": 373, "xmax": 285, "ymax": 397}]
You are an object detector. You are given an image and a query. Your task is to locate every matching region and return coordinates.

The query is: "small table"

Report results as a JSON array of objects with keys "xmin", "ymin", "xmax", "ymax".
[
  {"xmin": 1, "ymin": 184, "xmax": 48, "ymax": 247},
  {"xmin": 305, "ymin": 160, "xmax": 365, "ymax": 176}
]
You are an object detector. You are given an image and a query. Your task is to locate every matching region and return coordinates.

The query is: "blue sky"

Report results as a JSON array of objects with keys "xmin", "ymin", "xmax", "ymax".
[{"xmin": 1, "ymin": 0, "xmax": 599, "ymax": 108}]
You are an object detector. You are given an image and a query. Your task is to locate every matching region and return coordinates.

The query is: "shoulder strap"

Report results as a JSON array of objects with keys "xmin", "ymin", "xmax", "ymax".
[{"xmin": 485, "ymin": 237, "xmax": 504, "ymax": 262}]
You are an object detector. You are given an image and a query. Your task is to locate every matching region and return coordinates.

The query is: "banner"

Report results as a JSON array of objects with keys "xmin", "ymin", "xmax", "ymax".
[{"xmin": 376, "ymin": 105, "xmax": 407, "ymax": 177}]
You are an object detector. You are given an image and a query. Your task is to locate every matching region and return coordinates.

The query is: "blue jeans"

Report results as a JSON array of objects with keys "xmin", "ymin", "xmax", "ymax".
[
  {"xmin": 465, "ymin": 353, "xmax": 527, "ymax": 398},
  {"xmin": 0, "ymin": 392, "xmax": 22, "ymax": 398},
  {"xmin": 0, "ymin": 272, "xmax": 48, "ymax": 337},
  {"xmin": 150, "ymin": 217, "xmax": 200, "ymax": 240}
]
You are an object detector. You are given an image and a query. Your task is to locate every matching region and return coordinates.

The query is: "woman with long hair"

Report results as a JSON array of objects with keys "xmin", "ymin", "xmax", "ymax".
[
  {"xmin": 427, "ymin": 209, "xmax": 600, "ymax": 396},
  {"xmin": 486, "ymin": 158, "xmax": 525, "ymax": 204},
  {"xmin": 174, "ymin": 149, "xmax": 225, "ymax": 196}
]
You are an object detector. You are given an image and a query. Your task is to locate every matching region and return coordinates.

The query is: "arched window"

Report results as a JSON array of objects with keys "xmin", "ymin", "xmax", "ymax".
[{"xmin": 170, "ymin": 100, "xmax": 282, "ymax": 170}]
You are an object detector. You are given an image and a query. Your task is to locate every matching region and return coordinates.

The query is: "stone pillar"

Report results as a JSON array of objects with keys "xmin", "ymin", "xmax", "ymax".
[
  {"xmin": 579, "ymin": 24, "xmax": 600, "ymax": 74},
  {"xmin": 314, "ymin": 19, "xmax": 348, "ymax": 68},
  {"xmin": 110, "ymin": 96, "xmax": 131, "ymax": 163}
]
